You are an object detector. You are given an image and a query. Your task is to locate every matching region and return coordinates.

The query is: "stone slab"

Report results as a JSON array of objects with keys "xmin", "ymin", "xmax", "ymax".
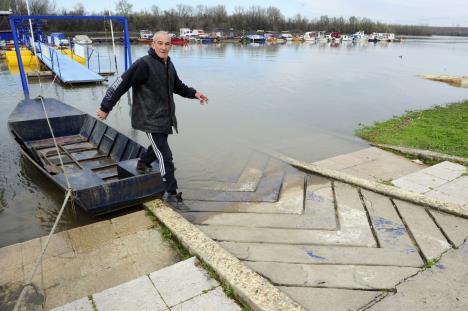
[
  {"xmin": 180, "ymin": 173, "xmax": 306, "ymax": 215},
  {"xmin": 183, "ymin": 211, "xmax": 336, "ymax": 230},
  {"xmin": 368, "ymin": 241, "xmax": 468, "ymax": 311},
  {"xmin": 429, "ymin": 210, "xmax": 468, "ymax": 247},
  {"xmin": 279, "ymin": 287, "xmax": 382, "ymax": 311},
  {"xmin": 394, "ymin": 200, "xmax": 451, "ymax": 261},
  {"xmin": 119, "ymin": 229, "xmax": 178, "ymax": 276},
  {"xmin": 421, "ymin": 161, "xmax": 466, "ymax": 181},
  {"xmin": 187, "ymin": 153, "xmax": 268, "ymax": 191},
  {"xmin": 181, "ymin": 169, "xmax": 284, "ymax": 202},
  {"xmin": 425, "ymin": 189, "xmax": 467, "ymax": 206},
  {"xmin": 0, "ymin": 242, "xmax": 22, "ymax": 270},
  {"xmin": 434, "ymin": 177, "xmax": 468, "ymax": 203},
  {"xmin": 67, "ymin": 220, "xmax": 119, "ymax": 253},
  {"xmin": 93, "ymin": 276, "xmax": 167, "ymax": 311},
  {"xmin": 50, "ymin": 297, "xmax": 93, "ymax": 311},
  {"xmin": 247, "ymin": 261, "xmax": 419, "ymax": 289},
  {"xmin": 333, "ymin": 182, "xmax": 375, "ymax": 241},
  {"xmin": 395, "ymin": 172, "xmax": 448, "ymax": 190},
  {"xmin": 361, "ymin": 190, "xmax": 418, "ymax": 253},
  {"xmin": 171, "ymin": 287, "xmax": 241, "ymax": 311},
  {"xmin": 391, "ymin": 178, "xmax": 431, "ymax": 194},
  {"xmin": 75, "ymin": 238, "xmax": 131, "ymax": 277},
  {"xmin": 41, "ymin": 232, "xmax": 75, "ymax": 258},
  {"xmin": 110, "ymin": 210, "xmax": 155, "ymax": 237},
  {"xmin": 341, "ymin": 157, "xmax": 423, "ymax": 182},
  {"xmin": 304, "ymin": 177, "xmax": 337, "ymax": 228},
  {"xmin": 220, "ymin": 242, "xmax": 423, "ymax": 267},
  {"xmin": 149, "ymin": 257, "xmax": 219, "ymax": 307},
  {"xmin": 199, "ymin": 224, "xmax": 376, "ymax": 246}
]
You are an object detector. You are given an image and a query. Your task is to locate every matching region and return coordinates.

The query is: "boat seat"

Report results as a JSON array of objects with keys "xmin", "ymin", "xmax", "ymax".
[
  {"xmin": 117, "ymin": 159, "xmax": 160, "ymax": 179},
  {"xmin": 53, "ymin": 169, "xmax": 103, "ymax": 191}
]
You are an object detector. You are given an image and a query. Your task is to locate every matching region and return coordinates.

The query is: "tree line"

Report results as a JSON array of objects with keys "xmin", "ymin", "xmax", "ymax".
[{"xmin": 1, "ymin": 0, "xmax": 467, "ymax": 37}]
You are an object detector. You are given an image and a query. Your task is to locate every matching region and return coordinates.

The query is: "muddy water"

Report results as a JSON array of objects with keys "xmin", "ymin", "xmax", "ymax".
[{"xmin": 1, "ymin": 36, "xmax": 467, "ymax": 247}]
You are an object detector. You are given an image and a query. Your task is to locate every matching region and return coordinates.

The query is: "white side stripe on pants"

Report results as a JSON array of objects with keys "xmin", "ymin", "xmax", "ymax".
[{"xmin": 146, "ymin": 132, "xmax": 166, "ymax": 177}]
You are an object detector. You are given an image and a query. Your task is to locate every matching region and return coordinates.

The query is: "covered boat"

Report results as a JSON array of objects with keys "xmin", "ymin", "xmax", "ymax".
[{"xmin": 8, "ymin": 98, "xmax": 164, "ymax": 215}]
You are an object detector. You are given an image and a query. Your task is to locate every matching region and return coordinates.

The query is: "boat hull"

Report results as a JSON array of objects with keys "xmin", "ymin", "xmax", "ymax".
[{"xmin": 8, "ymin": 98, "xmax": 165, "ymax": 215}]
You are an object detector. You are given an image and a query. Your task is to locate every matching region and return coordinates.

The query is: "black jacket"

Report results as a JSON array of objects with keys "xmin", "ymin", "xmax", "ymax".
[{"xmin": 100, "ymin": 48, "xmax": 196, "ymax": 133}]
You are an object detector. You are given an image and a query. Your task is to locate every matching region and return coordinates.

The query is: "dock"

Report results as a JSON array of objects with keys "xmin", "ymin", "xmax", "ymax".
[{"xmin": 34, "ymin": 42, "xmax": 105, "ymax": 84}]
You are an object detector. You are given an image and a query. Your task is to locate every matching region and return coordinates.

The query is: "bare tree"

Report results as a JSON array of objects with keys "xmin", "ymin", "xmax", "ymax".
[{"xmin": 115, "ymin": 0, "xmax": 132, "ymax": 16}]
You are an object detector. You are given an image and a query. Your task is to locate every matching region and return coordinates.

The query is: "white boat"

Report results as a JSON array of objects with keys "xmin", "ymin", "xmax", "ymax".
[
  {"xmin": 281, "ymin": 33, "xmax": 294, "ymax": 41},
  {"xmin": 304, "ymin": 31, "xmax": 318, "ymax": 41},
  {"xmin": 318, "ymin": 32, "xmax": 331, "ymax": 42},
  {"xmin": 138, "ymin": 30, "xmax": 153, "ymax": 42},
  {"xmin": 351, "ymin": 31, "xmax": 367, "ymax": 42},
  {"xmin": 368, "ymin": 32, "xmax": 396, "ymax": 42},
  {"xmin": 73, "ymin": 35, "xmax": 92, "ymax": 45},
  {"xmin": 341, "ymin": 34, "xmax": 351, "ymax": 41}
]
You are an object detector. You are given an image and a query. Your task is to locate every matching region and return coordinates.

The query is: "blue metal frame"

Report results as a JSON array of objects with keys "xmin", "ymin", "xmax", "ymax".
[{"xmin": 9, "ymin": 15, "xmax": 132, "ymax": 97}]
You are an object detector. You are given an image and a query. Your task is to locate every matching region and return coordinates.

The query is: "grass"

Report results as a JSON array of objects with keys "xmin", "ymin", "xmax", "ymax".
[
  {"xmin": 356, "ymin": 101, "xmax": 468, "ymax": 158},
  {"xmin": 88, "ymin": 295, "xmax": 98, "ymax": 311},
  {"xmin": 144, "ymin": 209, "xmax": 191, "ymax": 260}
]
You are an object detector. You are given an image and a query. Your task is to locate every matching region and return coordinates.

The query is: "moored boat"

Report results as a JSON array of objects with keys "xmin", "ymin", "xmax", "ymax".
[
  {"xmin": 137, "ymin": 30, "xmax": 153, "ymax": 43},
  {"xmin": 171, "ymin": 37, "xmax": 188, "ymax": 45},
  {"xmin": 8, "ymin": 98, "xmax": 164, "ymax": 215},
  {"xmin": 73, "ymin": 35, "xmax": 92, "ymax": 45},
  {"xmin": 304, "ymin": 31, "xmax": 318, "ymax": 41}
]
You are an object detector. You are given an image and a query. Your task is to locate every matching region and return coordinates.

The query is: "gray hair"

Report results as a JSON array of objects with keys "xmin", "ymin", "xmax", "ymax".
[{"xmin": 153, "ymin": 31, "xmax": 169, "ymax": 40}]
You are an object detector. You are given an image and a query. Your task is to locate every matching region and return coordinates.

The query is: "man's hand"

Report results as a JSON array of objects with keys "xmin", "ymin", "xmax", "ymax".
[
  {"xmin": 195, "ymin": 92, "xmax": 208, "ymax": 105},
  {"xmin": 96, "ymin": 108, "xmax": 109, "ymax": 120}
]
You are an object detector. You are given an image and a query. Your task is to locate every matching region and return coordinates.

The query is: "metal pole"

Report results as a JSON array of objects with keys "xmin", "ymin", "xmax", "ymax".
[
  {"xmin": 9, "ymin": 17, "xmax": 29, "ymax": 97},
  {"xmin": 122, "ymin": 18, "xmax": 132, "ymax": 69}
]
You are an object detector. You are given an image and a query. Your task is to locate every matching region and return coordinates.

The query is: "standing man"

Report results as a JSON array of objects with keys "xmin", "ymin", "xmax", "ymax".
[{"xmin": 96, "ymin": 31, "xmax": 208, "ymax": 203}]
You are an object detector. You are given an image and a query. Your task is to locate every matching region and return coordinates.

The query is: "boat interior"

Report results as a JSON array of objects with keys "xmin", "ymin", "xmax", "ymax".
[{"xmin": 24, "ymin": 116, "xmax": 146, "ymax": 183}]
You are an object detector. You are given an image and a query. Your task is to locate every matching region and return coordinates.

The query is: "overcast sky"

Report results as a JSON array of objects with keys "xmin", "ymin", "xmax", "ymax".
[{"xmin": 58, "ymin": 0, "xmax": 468, "ymax": 27}]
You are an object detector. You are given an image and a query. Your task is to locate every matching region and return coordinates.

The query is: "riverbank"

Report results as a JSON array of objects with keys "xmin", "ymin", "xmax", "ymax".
[{"xmin": 356, "ymin": 101, "xmax": 468, "ymax": 158}]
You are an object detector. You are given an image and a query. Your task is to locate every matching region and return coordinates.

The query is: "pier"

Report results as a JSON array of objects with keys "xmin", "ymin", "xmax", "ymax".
[{"xmin": 34, "ymin": 42, "xmax": 105, "ymax": 84}]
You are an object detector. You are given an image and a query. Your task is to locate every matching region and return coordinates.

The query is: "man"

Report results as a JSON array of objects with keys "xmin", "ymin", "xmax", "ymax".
[{"xmin": 96, "ymin": 31, "xmax": 208, "ymax": 203}]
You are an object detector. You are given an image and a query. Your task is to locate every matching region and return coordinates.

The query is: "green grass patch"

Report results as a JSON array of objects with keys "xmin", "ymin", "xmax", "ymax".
[{"xmin": 356, "ymin": 101, "xmax": 468, "ymax": 158}]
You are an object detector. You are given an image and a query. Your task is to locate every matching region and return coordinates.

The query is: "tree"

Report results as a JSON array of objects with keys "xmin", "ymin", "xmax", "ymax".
[{"xmin": 115, "ymin": 0, "xmax": 132, "ymax": 16}]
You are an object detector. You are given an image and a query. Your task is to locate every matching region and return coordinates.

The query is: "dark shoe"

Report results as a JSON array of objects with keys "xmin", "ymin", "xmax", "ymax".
[
  {"xmin": 136, "ymin": 161, "xmax": 152, "ymax": 174},
  {"xmin": 165, "ymin": 192, "xmax": 189, "ymax": 211}
]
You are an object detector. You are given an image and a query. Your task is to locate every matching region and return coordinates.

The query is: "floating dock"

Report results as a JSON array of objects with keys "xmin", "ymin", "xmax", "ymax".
[{"xmin": 34, "ymin": 42, "xmax": 105, "ymax": 84}]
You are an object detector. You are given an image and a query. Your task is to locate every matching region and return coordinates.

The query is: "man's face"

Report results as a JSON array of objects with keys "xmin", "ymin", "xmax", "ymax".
[{"xmin": 152, "ymin": 34, "xmax": 172, "ymax": 61}]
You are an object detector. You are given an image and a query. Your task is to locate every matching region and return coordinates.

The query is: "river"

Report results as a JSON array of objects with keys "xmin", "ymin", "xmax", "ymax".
[{"xmin": 1, "ymin": 36, "xmax": 467, "ymax": 247}]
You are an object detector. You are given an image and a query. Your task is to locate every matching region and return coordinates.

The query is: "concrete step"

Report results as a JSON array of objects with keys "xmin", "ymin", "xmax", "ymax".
[
  {"xmin": 51, "ymin": 257, "xmax": 241, "ymax": 311},
  {"xmin": 392, "ymin": 161, "xmax": 468, "ymax": 207}
]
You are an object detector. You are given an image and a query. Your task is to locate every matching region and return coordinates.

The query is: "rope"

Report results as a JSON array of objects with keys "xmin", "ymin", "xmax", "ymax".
[
  {"xmin": 12, "ymin": 96, "xmax": 75, "ymax": 309},
  {"xmin": 12, "ymin": 190, "xmax": 72, "ymax": 311},
  {"xmin": 37, "ymin": 95, "xmax": 71, "ymax": 188}
]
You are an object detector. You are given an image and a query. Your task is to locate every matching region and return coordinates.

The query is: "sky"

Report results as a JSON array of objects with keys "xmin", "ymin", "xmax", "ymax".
[{"xmin": 57, "ymin": 0, "xmax": 468, "ymax": 27}]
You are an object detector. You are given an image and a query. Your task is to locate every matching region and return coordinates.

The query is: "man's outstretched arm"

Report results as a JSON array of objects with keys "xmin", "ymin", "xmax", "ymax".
[
  {"xmin": 97, "ymin": 60, "xmax": 149, "ymax": 120},
  {"xmin": 173, "ymin": 71, "xmax": 208, "ymax": 105}
]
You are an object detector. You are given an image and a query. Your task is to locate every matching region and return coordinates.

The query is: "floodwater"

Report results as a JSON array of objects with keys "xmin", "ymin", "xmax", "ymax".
[{"xmin": 1, "ymin": 36, "xmax": 467, "ymax": 247}]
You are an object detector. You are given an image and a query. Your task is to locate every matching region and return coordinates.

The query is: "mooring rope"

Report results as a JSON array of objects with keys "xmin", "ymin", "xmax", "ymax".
[
  {"xmin": 13, "ymin": 1, "xmax": 76, "ymax": 305},
  {"xmin": 12, "ymin": 96, "xmax": 76, "ymax": 309},
  {"xmin": 12, "ymin": 189, "xmax": 72, "ymax": 311}
]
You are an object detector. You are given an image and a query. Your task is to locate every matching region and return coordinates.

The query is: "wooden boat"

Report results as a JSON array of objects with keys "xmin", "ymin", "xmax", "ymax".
[{"xmin": 8, "ymin": 98, "xmax": 164, "ymax": 215}]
